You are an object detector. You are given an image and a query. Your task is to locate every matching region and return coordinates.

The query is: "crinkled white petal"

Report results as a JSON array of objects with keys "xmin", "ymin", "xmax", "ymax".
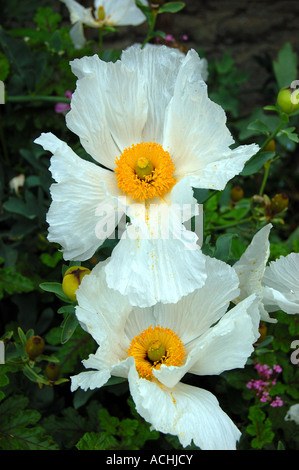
[
  {"xmin": 67, "ymin": 53, "xmax": 148, "ymax": 167},
  {"xmin": 185, "ymin": 294, "xmax": 260, "ymax": 377},
  {"xmin": 69, "ymin": 21, "xmax": 86, "ymax": 49},
  {"xmin": 105, "ymin": 223, "xmax": 207, "ymax": 307},
  {"xmin": 153, "ymin": 293, "xmax": 259, "ymax": 388},
  {"xmin": 34, "ymin": 132, "xmax": 121, "ymax": 261},
  {"xmin": 162, "ymin": 48, "xmax": 258, "ymax": 188},
  {"xmin": 75, "ymin": 260, "xmax": 132, "ymax": 360},
  {"xmin": 262, "ymin": 252, "xmax": 299, "ymax": 314},
  {"xmin": 152, "ymin": 256, "xmax": 240, "ymax": 345},
  {"xmin": 94, "ymin": 0, "xmax": 146, "ymax": 26},
  {"xmin": 71, "ymin": 369, "xmax": 111, "ymax": 392},
  {"xmin": 233, "ymin": 224, "xmax": 276, "ymax": 322},
  {"xmin": 285, "ymin": 404, "xmax": 299, "ymax": 424},
  {"xmin": 187, "ymin": 143, "xmax": 259, "ymax": 191},
  {"xmin": 128, "ymin": 366, "xmax": 241, "ymax": 450},
  {"xmin": 61, "ymin": 0, "xmax": 95, "ymax": 25},
  {"xmin": 121, "ymin": 45, "xmax": 207, "ymax": 144}
]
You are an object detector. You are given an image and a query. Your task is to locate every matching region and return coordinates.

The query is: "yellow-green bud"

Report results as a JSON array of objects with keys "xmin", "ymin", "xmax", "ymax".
[
  {"xmin": 277, "ymin": 87, "xmax": 299, "ymax": 114},
  {"xmin": 25, "ymin": 336, "xmax": 45, "ymax": 360},
  {"xmin": 62, "ymin": 266, "xmax": 91, "ymax": 302},
  {"xmin": 270, "ymin": 193, "xmax": 289, "ymax": 214},
  {"xmin": 230, "ymin": 186, "xmax": 244, "ymax": 202},
  {"xmin": 45, "ymin": 362, "xmax": 61, "ymax": 382},
  {"xmin": 264, "ymin": 139, "xmax": 276, "ymax": 153},
  {"xmin": 147, "ymin": 339, "xmax": 166, "ymax": 362}
]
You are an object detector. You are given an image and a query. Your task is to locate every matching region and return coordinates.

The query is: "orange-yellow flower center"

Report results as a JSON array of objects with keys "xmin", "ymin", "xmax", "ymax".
[
  {"xmin": 114, "ymin": 142, "xmax": 176, "ymax": 202},
  {"xmin": 127, "ymin": 325, "xmax": 185, "ymax": 380}
]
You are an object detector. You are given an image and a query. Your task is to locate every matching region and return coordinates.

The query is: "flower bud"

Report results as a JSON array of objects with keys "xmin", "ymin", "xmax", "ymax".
[
  {"xmin": 25, "ymin": 336, "xmax": 45, "ymax": 360},
  {"xmin": 270, "ymin": 193, "xmax": 289, "ymax": 214},
  {"xmin": 45, "ymin": 362, "xmax": 61, "ymax": 382},
  {"xmin": 264, "ymin": 139, "xmax": 276, "ymax": 153},
  {"xmin": 62, "ymin": 266, "xmax": 91, "ymax": 302},
  {"xmin": 230, "ymin": 186, "xmax": 244, "ymax": 202},
  {"xmin": 277, "ymin": 87, "xmax": 299, "ymax": 114}
]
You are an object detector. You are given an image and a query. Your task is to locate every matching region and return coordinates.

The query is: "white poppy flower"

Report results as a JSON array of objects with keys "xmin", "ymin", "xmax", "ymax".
[
  {"xmin": 35, "ymin": 45, "xmax": 258, "ymax": 307},
  {"xmin": 262, "ymin": 252, "xmax": 299, "ymax": 315},
  {"xmin": 61, "ymin": 0, "xmax": 147, "ymax": 49},
  {"xmin": 233, "ymin": 223, "xmax": 299, "ymax": 319},
  {"xmin": 70, "ymin": 256, "xmax": 260, "ymax": 450},
  {"xmin": 285, "ymin": 404, "xmax": 299, "ymax": 424}
]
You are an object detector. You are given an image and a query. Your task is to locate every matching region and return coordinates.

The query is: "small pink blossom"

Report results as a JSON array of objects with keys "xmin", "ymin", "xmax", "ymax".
[
  {"xmin": 246, "ymin": 362, "xmax": 283, "ymax": 407},
  {"xmin": 55, "ymin": 90, "xmax": 72, "ymax": 114}
]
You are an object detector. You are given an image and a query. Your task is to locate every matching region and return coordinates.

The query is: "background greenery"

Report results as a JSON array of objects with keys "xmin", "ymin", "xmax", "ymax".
[{"xmin": 0, "ymin": 0, "xmax": 298, "ymax": 450}]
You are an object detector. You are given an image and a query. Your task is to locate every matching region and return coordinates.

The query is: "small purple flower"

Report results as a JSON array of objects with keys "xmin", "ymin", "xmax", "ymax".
[{"xmin": 55, "ymin": 90, "xmax": 72, "ymax": 114}]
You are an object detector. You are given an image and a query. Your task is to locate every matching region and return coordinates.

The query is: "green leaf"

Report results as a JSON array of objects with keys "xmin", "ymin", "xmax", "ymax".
[
  {"xmin": 0, "ymin": 266, "xmax": 34, "ymax": 299},
  {"xmin": 241, "ymin": 151, "xmax": 275, "ymax": 176},
  {"xmin": 0, "ymin": 51, "xmax": 9, "ymax": 81},
  {"xmin": 61, "ymin": 313, "xmax": 79, "ymax": 344},
  {"xmin": 246, "ymin": 405, "xmax": 275, "ymax": 449},
  {"xmin": 214, "ymin": 233, "xmax": 236, "ymax": 262},
  {"xmin": 158, "ymin": 2, "xmax": 185, "ymax": 13},
  {"xmin": 39, "ymin": 282, "xmax": 70, "ymax": 302},
  {"xmin": 273, "ymin": 42, "xmax": 298, "ymax": 89},
  {"xmin": 247, "ymin": 119, "xmax": 270, "ymax": 135},
  {"xmin": 76, "ymin": 431, "xmax": 118, "ymax": 450},
  {"xmin": 0, "ymin": 395, "xmax": 58, "ymax": 449}
]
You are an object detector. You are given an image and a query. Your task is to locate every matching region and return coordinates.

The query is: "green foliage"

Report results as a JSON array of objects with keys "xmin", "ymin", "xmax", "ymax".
[{"xmin": 246, "ymin": 405, "xmax": 275, "ymax": 449}]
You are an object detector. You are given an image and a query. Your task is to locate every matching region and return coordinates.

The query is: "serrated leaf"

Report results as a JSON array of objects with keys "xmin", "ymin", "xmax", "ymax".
[
  {"xmin": 76, "ymin": 431, "xmax": 118, "ymax": 450},
  {"xmin": 0, "ymin": 395, "xmax": 58, "ymax": 450},
  {"xmin": 0, "ymin": 267, "xmax": 34, "ymax": 299}
]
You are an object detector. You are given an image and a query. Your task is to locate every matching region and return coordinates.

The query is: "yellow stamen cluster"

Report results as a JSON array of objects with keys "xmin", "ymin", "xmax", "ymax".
[
  {"xmin": 127, "ymin": 325, "xmax": 185, "ymax": 380},
  {"xmin": 115, "ymin": 142, "xmax": 176, "ymax": 201}
]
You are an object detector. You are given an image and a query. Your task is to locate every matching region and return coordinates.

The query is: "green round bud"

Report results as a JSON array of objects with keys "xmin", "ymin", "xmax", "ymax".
[
  {"xmin": 25, "ymin": 335, "xmax": 45, "ymax": 360},
  {"xmin": 270, "ymin": 193, "xmax": 289, "ymax": 214},
  {"xmin": 277, "ymin": 87, "xmax": 299, "ymax": 114},
  {"xmin": 230, "ymin": 186, "xmax": 244, "ymax": 202},
  {"xmin": 62, "ymin": 266, "xmax": 91, "ymax": 302},
  {"xmin": 45, "ymin": 362, "xmax": 61, "ymax": 382}
]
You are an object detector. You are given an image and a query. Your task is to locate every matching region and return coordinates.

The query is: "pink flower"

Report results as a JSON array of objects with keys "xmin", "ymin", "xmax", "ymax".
[
  {"xmin": 55, "ymin": 90, "xmax": 72, "ymax": 114},
  {"xmin": 246, "ymin": 362, "xmax": 283, "ymax": 407}
]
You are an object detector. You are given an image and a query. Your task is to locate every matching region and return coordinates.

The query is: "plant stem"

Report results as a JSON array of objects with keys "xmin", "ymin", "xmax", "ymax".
[
  {"xmin": 211, "ymin": 216, "xmax": 254, "ymax": 231},
  {"xmin": 259, "ymin": 161, "xmax": 271, "ymax": 196},
  {"xmin": 257, "ymin": 119, "xmax": 285, "ymax": 196},
  {"xmin": 98, "ymin": 27, "xmax": 103, "ymax": 58},
  {"xmin": 6, "ymin": 95, "xmax": 71, "ymax": 103},
  {"xmin": 141, "ymin": 9, "xmax": 158, "ymax": 48}
]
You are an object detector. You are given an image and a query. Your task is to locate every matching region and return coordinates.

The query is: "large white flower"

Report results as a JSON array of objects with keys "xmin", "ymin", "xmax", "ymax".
[
  {"xmin": 61, "ymin": 0, "xmax": 147, "ymax": 48},
  {"xmin": 233, "ymin": 223, "xmax": 299, "ymax": 319},
  {"xmin": 262, "ymin": 252, "xmax": 299, "ymax": 315},
  {"xmin": 70, "ymin": 256, "xmax": 260, "ymax": 450},
  {"xmin": 35, "ymin": 45, "xmax": 258, "ymax": 307}
]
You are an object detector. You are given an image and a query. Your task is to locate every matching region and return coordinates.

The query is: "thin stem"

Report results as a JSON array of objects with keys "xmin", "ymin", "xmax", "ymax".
[
  {"xmin": 98, "ymin": 27, "xmax": 103, "ymax": 58},
  {"xmin": 6, "ymin": 95, "xmax": 71, "ymax": 103},
  {"xmin": 259, "ymin": 161, "xmax": 271, "ymax": 196},
  {"xmin": 211, "ymin": 216, "xmax": 254, "ymax": 231},
  {"xmin": 254, "ymin": 119, "xmax": 286, "ymax": 196},
  {"xmin": 258, "ymin": 120, "xmax": 286, "ymax": 154},
  {"xmin": 141, "ymin": 9, "xmax": 158, "ymax": 48}
]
